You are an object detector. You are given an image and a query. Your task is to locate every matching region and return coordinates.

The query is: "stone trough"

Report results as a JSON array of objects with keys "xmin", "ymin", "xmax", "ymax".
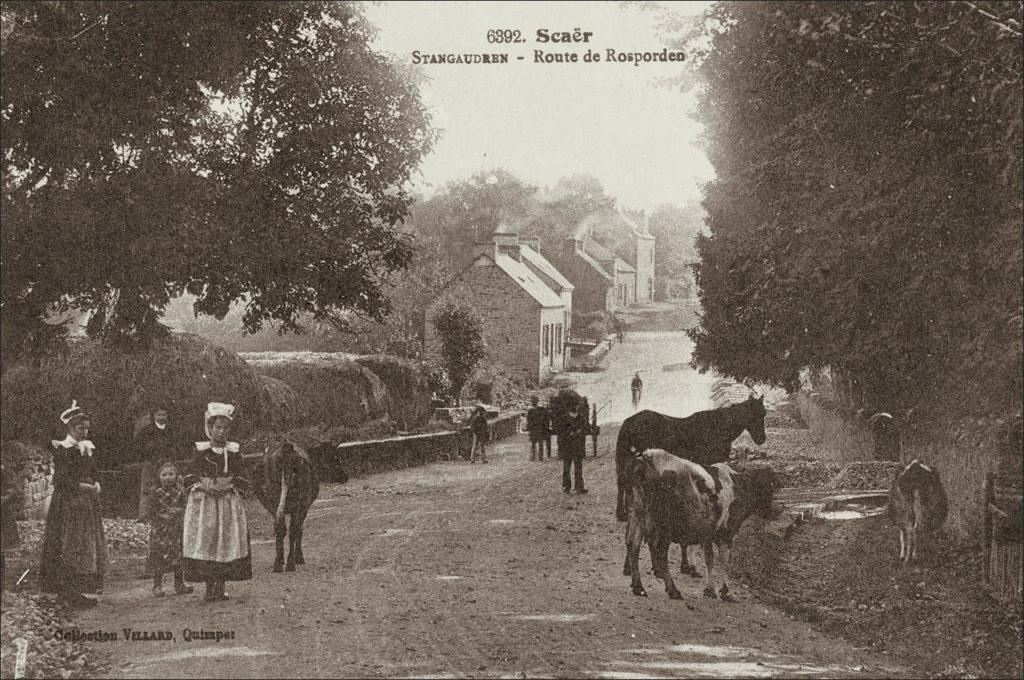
[{"xmin": 767, "ymin": 489, "xmax": 889, "ymax": 538}]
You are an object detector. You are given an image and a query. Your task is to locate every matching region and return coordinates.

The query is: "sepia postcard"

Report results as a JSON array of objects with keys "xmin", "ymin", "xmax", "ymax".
[{"xmin": 1, "ymin": 1, "xmax": 1021, "ymax": 679}]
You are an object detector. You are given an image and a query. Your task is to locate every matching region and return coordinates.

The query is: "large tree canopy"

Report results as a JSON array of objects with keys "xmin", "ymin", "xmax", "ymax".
[
  {"xmin": 671, "ymin": 1, "xmax": 1022, "ymax": 420},
  {"xmin": 1, "ymin": 1, "xmax": 435, "ymax": 355}
]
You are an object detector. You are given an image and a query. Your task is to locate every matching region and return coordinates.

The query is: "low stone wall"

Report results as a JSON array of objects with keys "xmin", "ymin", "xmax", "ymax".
[
  {"xmin": 1, "ymin": 442, "xmax": 54, "ymax": 520},
  {"xmin": 85, "ymin": 411, "xmax": 525, "ymax": 519}
]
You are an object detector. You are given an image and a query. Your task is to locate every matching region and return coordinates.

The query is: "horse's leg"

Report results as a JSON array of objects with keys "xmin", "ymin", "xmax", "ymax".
[
  {"xmin": 717, "ymin": 540, "xmax": 737, "ymax": 602},
  {"xmin": 650, "ymin": 536, "xmax": 668, "ymax": 578},
  {"xmin": 701, "ymin": 542, "xmax": 718, "ymax": 599},
  {"xmin": 273, "ymin": 514, "xmax": 286, "ymax": 573},
  {"xmin": 294, "ymin": 508, "xmax": 307, "ymax": 565},
  {"xmin": 680, "ymin": 544, "xmax": 702, "ymax": 577},
  {"xmin": 626, "ymin": 514, "xmax": 647, "ymax": 597},
  {"xmin": 285, "ymin": 512, "xmax": 297, "ymax": 572}
]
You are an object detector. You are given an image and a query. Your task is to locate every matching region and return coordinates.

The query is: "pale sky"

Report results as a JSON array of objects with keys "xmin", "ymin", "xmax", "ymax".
[{"xmin": 363, "ymin": 1, "xmax": 715, "ymax": 211}]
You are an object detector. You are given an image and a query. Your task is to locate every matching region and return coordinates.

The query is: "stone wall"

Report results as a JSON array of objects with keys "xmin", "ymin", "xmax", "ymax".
[
  {"xmin": 1, "ymin": 441, "xmax": 54, "ymax": 520},
  {"xmin": 83, "ymin": 412, "xmax": 525, "ymax": 518}
]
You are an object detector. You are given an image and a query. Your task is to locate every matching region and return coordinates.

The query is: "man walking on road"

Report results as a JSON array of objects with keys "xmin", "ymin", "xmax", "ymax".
[
  {"xmin": 559, "ymin": 401, "xmax": 590, "ymax": 494},
  {"xmin": 631, "ymin": 372, "xmax": 643, "ymax": 410}
]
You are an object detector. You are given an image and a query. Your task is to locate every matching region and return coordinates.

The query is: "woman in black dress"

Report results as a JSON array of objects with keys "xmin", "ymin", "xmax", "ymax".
[
  {"xmin": 181, "ymin": 402, "xmax": 252, "ymax": 602},
  {"xmin": 38, "ymin": 400, "xmax": 108, "ymax": 607}
]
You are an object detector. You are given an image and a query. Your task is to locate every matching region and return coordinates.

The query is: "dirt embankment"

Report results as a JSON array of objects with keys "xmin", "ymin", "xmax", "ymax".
[{"xmin": 731, "ymin": 426, "xmax": 1024, "ymax": 680}]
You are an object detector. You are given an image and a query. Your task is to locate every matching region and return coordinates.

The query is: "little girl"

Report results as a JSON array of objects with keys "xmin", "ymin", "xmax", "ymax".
[{"xmin": 147, "ymin": 461, "xmax": 192, "ymax": 597}]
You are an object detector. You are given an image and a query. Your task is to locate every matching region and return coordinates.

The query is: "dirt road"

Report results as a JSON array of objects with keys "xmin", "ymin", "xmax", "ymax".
[
  {"xmin": 63, "ymin": 311, "xmax": 905, "ymax": 678},
  {"xmin": 71, "ymin": 431, "xmax": 905, "ymax": 679}
]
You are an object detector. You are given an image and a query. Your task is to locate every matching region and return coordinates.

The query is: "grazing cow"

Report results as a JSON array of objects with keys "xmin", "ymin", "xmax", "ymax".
[
  {"xmin": 624, "ymin": 449, "xmax": 776, "ymax": 602},
  {"xmin": 888, "ymin": 459, "xmax": 947, "ymax": 564},
  {"xmin": 256, "ymin": 440, "xmax": 320, "ymax": 573}
]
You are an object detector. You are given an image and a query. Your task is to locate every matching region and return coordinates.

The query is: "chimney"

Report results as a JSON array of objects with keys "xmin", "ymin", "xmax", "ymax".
[
  {"xmin": 520, "ymin": 236, "xmax": 540, "ymax": 253},
  {"xmin": 494, "ymin": 223, "xmax": 520, "ymax": 262},
  {"xmin": 472, "ymin": 240, "xmax": 493, "ymax": 261}
]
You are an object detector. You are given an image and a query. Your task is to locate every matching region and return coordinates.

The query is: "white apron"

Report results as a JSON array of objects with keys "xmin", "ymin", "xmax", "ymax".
[{"xmin": 182, "ymin": 481, "xmax": 249, "ymax": 563}]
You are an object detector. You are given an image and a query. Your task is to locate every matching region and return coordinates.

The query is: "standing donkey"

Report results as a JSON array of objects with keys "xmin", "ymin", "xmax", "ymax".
[
  {"xmin": 888, "ymin": 459, "xmax": 948, "ymax": 564},
  {"xmin": 256, "ymin": 440, "xmax": 320, "ymax": 572}
]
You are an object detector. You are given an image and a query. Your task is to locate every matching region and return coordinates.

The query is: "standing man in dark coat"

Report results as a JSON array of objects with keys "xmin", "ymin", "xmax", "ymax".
[
  {"xmin": 526, "ymin": 396, "xmax": 552, "ymax": 461},
  {"xmin": 137, "ymin": 407, "xmax": 175, "ymax": 521},
  {"xmin": 468, "ymin": 406, "xmax": 490, "ymax": 463},
  {"xmin": 558, "ymin": 400, "xmax": 590, "ymax": 494}
]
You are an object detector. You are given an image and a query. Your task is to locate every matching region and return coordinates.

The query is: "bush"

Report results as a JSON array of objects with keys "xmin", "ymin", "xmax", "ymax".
[
  {"xmin": 467, "ymin": 360, "xmax": 525, "ymax": 409},
  {"xmin": 572, "ymin": 310, "xmax": 619, "ymax": 341},
  {"xmin": 354, "ymin": 355, "xmax": 432, "ymax": 429}
]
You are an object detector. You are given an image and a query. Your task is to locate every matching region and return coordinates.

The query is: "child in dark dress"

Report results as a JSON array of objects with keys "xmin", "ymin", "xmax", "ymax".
[{"xmin": 147, "ymin": 461, "xmax": 192, "ymax": 597}]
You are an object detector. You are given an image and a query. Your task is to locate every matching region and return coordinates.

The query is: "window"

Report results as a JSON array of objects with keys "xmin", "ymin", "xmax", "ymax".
[
  {"xmin": 555, "ymin": 324, "xmax": 562, "ymax": 354},
  {"xmin": 542, "ymin": 324, "xmax": 549, "ymax": 357}
]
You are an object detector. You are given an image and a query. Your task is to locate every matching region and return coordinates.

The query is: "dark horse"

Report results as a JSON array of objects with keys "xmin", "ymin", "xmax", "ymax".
[
  {"xmin": 615, "ymin": 396, "xmax": 767, "ymax": 522},
  {"xmin": 615, "ymin": 396, "xmax": 767, "ymax": 577},
  {"xmin": 255, "ymin": 440, "xmax": 320, "ymax": 573}
]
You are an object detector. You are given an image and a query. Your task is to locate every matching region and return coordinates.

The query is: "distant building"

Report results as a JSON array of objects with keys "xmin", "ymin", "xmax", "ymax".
[
  {"xmin": 540, "ymin": 208, "xmax": 656, "ymax": 315},
  {"xmin": 424, "ymin": 225, "xmax": 572, "ymax": 386}
]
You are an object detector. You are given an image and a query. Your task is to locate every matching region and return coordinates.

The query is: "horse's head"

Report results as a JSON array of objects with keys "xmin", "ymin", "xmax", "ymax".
[{"xmin": 745, "ymin": 395, "xmax": 767, "ymax": 445}]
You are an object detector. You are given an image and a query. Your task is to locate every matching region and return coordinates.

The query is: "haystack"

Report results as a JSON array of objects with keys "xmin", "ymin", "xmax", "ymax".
[
  {"xmin": 355, "ymin": 355, "xmax": 432, "ymax": 429},
  {"xmin": 0, "ymin": 333, "xmax": 274, "ymax": 469},
  {"xmin": 240, "ymin": 352, "xmax": 389, "ymax": 429}
]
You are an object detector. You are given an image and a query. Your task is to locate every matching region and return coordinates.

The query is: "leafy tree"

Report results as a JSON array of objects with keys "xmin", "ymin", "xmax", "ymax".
[
  {"xmin": 1, "ymin": 1, "xmax": 435, "ymax": 357},
  {"xmin": 409, "ymin": 170, "xmax": 618, "ymax": 273},
  {"xmin": 410, "ymin": 169, "xmax": 537, "ymax": 270},
  {"xmin": 522, "ymin": 173, "xmax": 617, "ymax": 243},
  {"xmin": 648, "ymin": 202, "xmax": 704, "ymax": 296},
  {"xmin": 432, "ymin": 302, "xmax": 486, "ymax": 406},
  {"xmin": 668, "ymin": 1, "xmax": 1022, "ymax": 423}
]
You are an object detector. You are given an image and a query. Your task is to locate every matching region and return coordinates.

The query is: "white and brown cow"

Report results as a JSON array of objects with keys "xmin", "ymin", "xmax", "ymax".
[
  {"xmin": 624, "ymin": 449, "xmax": 776, "ymax": 602},
  {"xmin": 888, "ymin": 458, "xmax": 947, "ymax": 564},
  {"xmin": 256, "ymin": 440, "xmax": 320, "ymax": 573}
]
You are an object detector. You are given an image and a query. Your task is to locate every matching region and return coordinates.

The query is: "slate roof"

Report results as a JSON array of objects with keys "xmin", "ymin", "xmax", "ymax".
[
  {"xmin": 582, "ymin": 234, "xmax": 617, "ymax": 264},
  {"xmin": 574, "ymin": 248, "xmax": 613, "ymax": 281},
  {"xmin": 492, "ymin": 254, "xmax": 564, "ymax": 308},
  {"xmin": 520, "ymin": 244, "xmax": 574, "ymax": 291}
]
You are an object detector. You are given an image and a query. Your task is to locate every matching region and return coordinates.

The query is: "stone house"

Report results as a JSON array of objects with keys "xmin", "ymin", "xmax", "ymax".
[
  {"xmin": 577, "ymin": 208, "xmax": 656, "ymax": 306},
  {"xmin": 424, "ymin": 226, "xmax": 572, "ymax": 386}
]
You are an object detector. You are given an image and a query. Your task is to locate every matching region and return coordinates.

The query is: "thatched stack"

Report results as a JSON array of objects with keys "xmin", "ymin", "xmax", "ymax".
[
  {"xmin": 354, "ymin": 355, "xmax": 432, "ymax": 429},
  {"xmin": 240, "ymin": 352, "xmax": 389, "ymax": 428},
  {"xmin": 0, "ymin": 333, "xmax": 276, "ymax": 469}
]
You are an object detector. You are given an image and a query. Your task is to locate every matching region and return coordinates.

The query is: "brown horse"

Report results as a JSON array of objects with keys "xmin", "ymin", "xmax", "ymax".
[{"xmin": 256, "ymin": 440, "xmax": 320, "ymax": 573}]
